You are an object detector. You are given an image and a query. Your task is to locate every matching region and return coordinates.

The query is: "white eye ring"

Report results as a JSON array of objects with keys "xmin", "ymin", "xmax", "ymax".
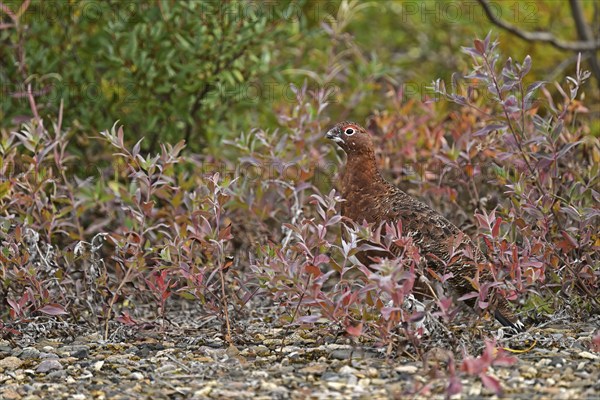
[{"xmin": 345, "ymin": 128, "xmax": 355, "ymax": 135}]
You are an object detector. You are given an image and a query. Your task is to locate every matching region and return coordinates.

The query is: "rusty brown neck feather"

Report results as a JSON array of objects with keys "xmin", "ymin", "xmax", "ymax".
[{"xmin": 340, "ymin": 148, "xmax": 390, "ymax": 222}]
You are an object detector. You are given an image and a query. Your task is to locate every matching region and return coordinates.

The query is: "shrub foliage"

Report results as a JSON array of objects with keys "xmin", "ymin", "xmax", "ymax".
[{"xmin": 0, "ymin": 1, "xmax": 598, "ymax": 396}]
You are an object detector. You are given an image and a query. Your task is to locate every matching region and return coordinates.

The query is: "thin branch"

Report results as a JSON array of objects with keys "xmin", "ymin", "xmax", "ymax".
[
  {"xmin": 218, "ymin": 262, "xmax": 232, "ymax": 345},
  {"xmin": 0, "ymin": 1, "xmax": 17, "ymax": 22},
  {"xmin": 279, "ymin": 273, "xmax": 312, "ymax": 356},
  {"xmin": 568, "ymin": 0, "xmax": 600, "ymax": 87},
  {"xmin": 26, "ymin": 83, "xmax": 40, "ymax": 123},
  {"xmin": 15, "ymin": 0, "xmax": 30, "ymax": 20},
  {"xmin": 477, "ymin": 0, "xmax": 600, "ymax": 52},
  {"xmin": 104, "ymin": 261, "xmax": 136, "ymax": 340}
]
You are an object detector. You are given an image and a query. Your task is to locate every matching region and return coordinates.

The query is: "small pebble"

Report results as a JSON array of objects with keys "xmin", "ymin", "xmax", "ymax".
[
  {"xmin": 21, "ymin": 347, "xmax": 41, "ymax": 360},
  {"xmin": 36, "ymin": 359, "xmax": 62, "ymax": 373},
  {"xmin": 0, "ymin": 356, "xmax": 23, "ymax": 371},
  {"xmin": 395, "ymin": 365, "xmax": 418, "ymax": 374},
  {"xmin": 579, "ymin": 351, "xmax": 598, "ymax": 360},
  {"xmin": 131, "ymin": 372, "xmax": 144, "ymax": 380}
]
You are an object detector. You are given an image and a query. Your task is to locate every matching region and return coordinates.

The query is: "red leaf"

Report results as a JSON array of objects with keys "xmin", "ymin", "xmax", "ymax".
[
  {"xmin": 457, "ymin": 291, "xmax": 480, "ymax": 302},
  {"xmin": 345, "ymin": 322, "xmax": 363, "ymax": 337},
  {"xmin": 491, "ymin": 216, "xmax": 502, "ymax": 238},
  {"xmin": 480, "ymin": 373, "xmax": 503, "ymax": 396},
  {"xmin": 474, "ymin": 213, "xmax": 490, "ymax": 230},
  {"xmin": 483, "ymin": 236, "xmax": 494, "ymax": 250},
  {"xmin": 464, "ymin": 163, "xmax": 474, "ymax": 178},
  {"xmin": 447, "ymin": 376, "xmax": 462, "ymax": 396},
  {"xmin": 116, "ymin": 312, "xmax": 138, "ymax": 326},
  {"xmin": 461, "ymin": 357, "xmax": 482, "ymax": 375},
  {"xmin": 305, "ymin": 264, "xmax": 321, "ymax": 277},
  {"xmin": 141, "ymin": 200, "xmax": 155, "ymax": 216},
  {"xmin": 555, "ymin": 240, "xmax": 569, "ymax": 253},
  {"xmin": 474, "ymin": 39, "xmax": 485, "ymax": 54},
  {"xmin": 313, "ymin": 254, "xmax": 330, "ymax": 265},
  {"xmin": 560, "ymin": 231, "xmax": 578, "ymax": 248},
  {"xmin": 37, "ymin": 304, "xmax": 68, "ymax": 316},
  {"xmin": 218, "ymin": 224, "xmax": 233, "ymax": 241},
  {"xmin": 592, "ymin": 334, "xmax": 600, "ymax": 352},
  {"xmin": 493, "ymin": 352, "xmax": 518, "ymax": 367},
  {"xmin": 7, "ymin": 298, "xmax": 19, "ymax": 313}
]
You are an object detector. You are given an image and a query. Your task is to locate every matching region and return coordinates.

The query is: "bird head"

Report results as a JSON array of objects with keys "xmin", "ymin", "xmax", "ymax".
[{"xmin": 325, "ymin": 121, "xmax": 373, "ymax": 155}]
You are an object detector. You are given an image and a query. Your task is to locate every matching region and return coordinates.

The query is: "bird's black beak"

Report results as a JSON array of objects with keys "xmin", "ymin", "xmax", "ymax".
[{"xmin": 325, "ymin": 127, "xmax": 343, "ymax": 143}]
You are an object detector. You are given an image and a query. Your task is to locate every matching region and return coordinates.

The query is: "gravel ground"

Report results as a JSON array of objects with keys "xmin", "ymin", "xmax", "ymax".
[{"xmin": 0, "ymin": 309, "xmax": 598, "ymax": 400}]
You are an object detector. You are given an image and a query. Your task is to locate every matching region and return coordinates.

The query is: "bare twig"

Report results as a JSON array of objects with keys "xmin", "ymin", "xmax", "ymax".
[
  {"xmin": 0, "ymin": 1, "xmax": 17, "ymax": 22},
  {"xmin": 218, "ymin": 263, "xmax": 233, "ymax": 345},
  {"xmin": 480, "ymin": 52, "xmax": 538, "ymax": 187},
  {"xmin": 279, "ymin": 273, "xmax": 312, "ymax": 355},
  {"xmin": 104, "ymin": 261, "xmax": 136, "ymax": 340},
  {"xmin": 15, "ymin": 0, "xmax": 30, "ymax": 20},
  {"xmin": 568, "ymin": 0, "xmax": 600, "ymax": 87},
  {"xmin": 477, "ymin": 0, "xmax": 600, "ymax": 52},
  {"xmin": 26, "ymin": 83, "xmax": 40, "ymax": 124}
]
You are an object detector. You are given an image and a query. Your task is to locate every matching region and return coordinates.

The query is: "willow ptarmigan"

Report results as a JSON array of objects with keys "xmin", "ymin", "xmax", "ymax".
[{"xmin": 326, "ymin": 121, "xmax": 523, "ymax": 332}]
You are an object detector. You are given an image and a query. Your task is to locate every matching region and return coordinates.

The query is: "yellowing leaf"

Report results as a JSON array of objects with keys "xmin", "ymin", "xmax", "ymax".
[{"xmin": 0, "ymin": 180, "xmax": 12, "ymax": 199}]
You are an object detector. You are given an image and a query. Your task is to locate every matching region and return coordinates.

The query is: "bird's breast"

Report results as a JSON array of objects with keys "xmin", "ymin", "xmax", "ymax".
[{"xmin": 341, "ymin": 189, "xmax": 386, "ymax": 225}]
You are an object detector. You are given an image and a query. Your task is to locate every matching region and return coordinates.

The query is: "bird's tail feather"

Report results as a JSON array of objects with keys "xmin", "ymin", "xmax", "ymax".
[
  {"xmin": 494, "ymin": 297, "xmax": 525, "ymax": 333},
  {"xmin": 494, "ymin": 310, "xmax": 524, "ymax": 332}
]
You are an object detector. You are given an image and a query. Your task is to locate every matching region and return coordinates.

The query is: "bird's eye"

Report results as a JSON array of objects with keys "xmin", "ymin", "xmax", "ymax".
[{"xmin": 344, "ymin": 128, "xmax": 355, "ymax": 135}]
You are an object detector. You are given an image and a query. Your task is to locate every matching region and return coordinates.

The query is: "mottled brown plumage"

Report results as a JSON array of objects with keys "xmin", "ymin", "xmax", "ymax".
[{"xmin": 326, "ymin": 121, "xmax": 523, "ymax": 331}]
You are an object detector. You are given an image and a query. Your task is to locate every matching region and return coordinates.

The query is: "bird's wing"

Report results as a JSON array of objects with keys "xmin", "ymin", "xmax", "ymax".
[{"xmin": 384, "ymin": 187, "xmax": 466, "ymax": 259}]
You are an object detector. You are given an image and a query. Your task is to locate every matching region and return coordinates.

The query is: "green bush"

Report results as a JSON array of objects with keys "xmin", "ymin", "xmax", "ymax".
[{"xmin": 1, "ymin": 0, "xmax": 290, "ymax": 152}]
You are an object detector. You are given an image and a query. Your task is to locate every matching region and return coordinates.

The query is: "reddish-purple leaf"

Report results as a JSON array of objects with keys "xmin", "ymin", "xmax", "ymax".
[
  {"xmin": 493, "ymin": 352, "xmax": 518, "ymax": 367},
  {"xmin": 473, "ymin": 123, "xmax": 505, "ymax": 137},
  {"xmin": 521, "ymin": 55, "xmax": 531, "ymax": 76},
  {"xmin": 484, "ymin": 31, "xmax": 492, "ymax": 49},
  {"xmin": 560, "ymin": 231, "xmax": 578, "ymax": 248},
  {"xmin": 447, "ymin": 376, "xmax": 462, "ymax": 396},
  {"xmin": 474, "ymin": 39, "xmax": 485, "ymax": 54},
  {"xmin": 461, "ymin": 357, "xmax": 485, "ymax": 375},
  {"xmin": 305, "ymin": 264, "xmax": 321, "ymax": 277},
  {"xmin": 457, "ymin": 291, "xmax": 480, "ymax": 302},
  {"xmin": 526, "ymin": 81, "xmax": 546, "ymax": 94},
  {"xmin": 7, "ymin": 298, "xmax": 19, "ymax": 312},
  {"xmin": 116, "ymin": 312, "xmax": 138, "ymax": 326},
  {"xmin": 313, "ymin": 254, "xmax": 330, "ymax": 265},
  {"xmin": 345, "ymin": 322, "xmax": 363, "ymax": 337},
  {"xmin": 480, "ymin": 374, "xmax": 503, "ymax": 396},
  {"xmin": 491, "ymin": 216, "xmax": 502, "ymax": 238},
  {"xmin": 38, "ymin": 304, "xmax": 68, "ymax": 316},
  {"xmin": 462, "ymin": 47, "xmax": 479, "ymax": 57},
  {"xmin": 592, "ymin": 334, "xmax": 600, "ymax": 352}
]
